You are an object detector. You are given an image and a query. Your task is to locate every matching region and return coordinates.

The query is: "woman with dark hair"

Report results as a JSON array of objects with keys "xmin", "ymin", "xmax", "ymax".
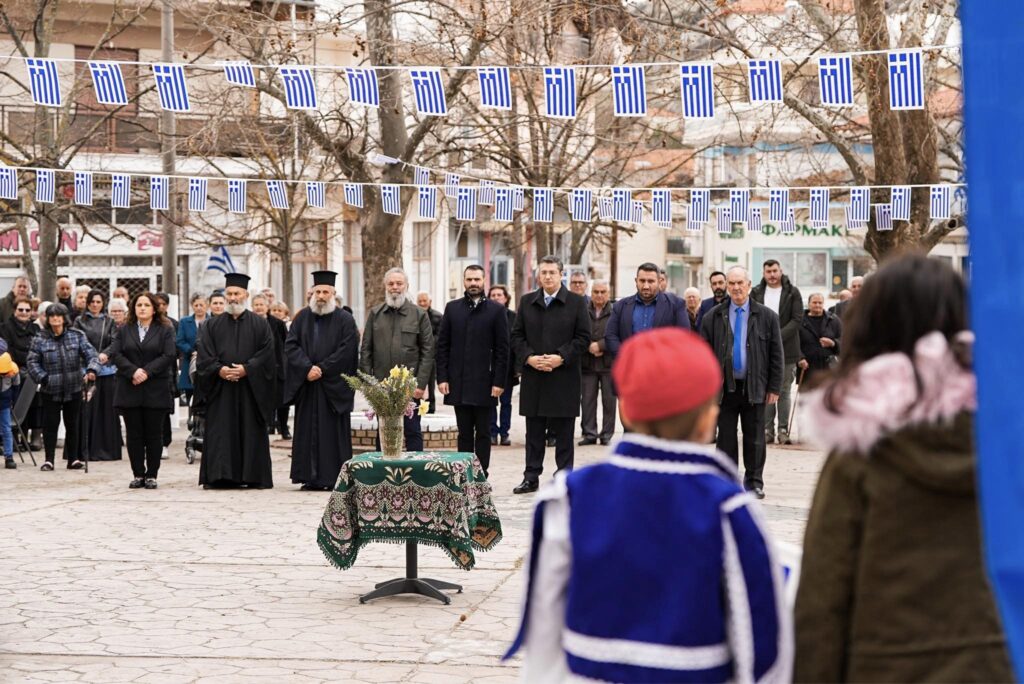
[
  {"xmin": 26, "ymin": 303, "xmax": 100, "ymax": 470},
  {"xmin": 72, "ymin": 290, "xmax": 121, "ymax": 461},
  {"xmin": 487, "ymin": 284, "xmax": 517, "ymax": 446},
  {"xmin": 1, "ymin": 295, "xmax": 42, "ymax": 449},
  {"xmin": 794, "ymin": 253, "xmax": 1012, "ymax": 682},
  {"xmin": 108, "ymin": 293, "xmax": 176, "ymax": 489}
]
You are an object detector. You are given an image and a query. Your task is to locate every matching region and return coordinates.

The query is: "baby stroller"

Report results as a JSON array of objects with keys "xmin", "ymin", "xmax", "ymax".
[{"xmin": 184, "ymin": 352, "xmax": 204, "ymax": 464}]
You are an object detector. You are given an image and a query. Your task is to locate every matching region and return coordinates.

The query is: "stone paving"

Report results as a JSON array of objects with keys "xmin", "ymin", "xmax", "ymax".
[{"xmin": 0, "ymin": 405, "xmax": 825, "ymax": 683}]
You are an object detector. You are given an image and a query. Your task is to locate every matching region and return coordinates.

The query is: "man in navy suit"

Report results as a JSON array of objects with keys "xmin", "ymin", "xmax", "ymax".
[
  {"xmin": 605, "ymin": 262, "xmax": 690, "ymax": 359},
  {"xmin": 697, "ymin": 270, "xmax": 728, "ymax": 332}
]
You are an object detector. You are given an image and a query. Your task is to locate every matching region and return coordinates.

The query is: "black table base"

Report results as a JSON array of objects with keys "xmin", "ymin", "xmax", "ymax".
[{"xmin": 359, "ymin": 540, "xmax": 463, "ymax": 605}]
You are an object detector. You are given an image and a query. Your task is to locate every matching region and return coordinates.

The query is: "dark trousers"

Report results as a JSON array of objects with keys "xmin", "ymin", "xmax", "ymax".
[
  {"xmin": 490, "ymin": 390, "xmax": 513, "ymax": 439},
  {"xmin": 162, "ymin": 414, "xmax": 172, "ymax": 448},
  {"xmin": 715, "ymin": 382, "xmax": 767, "ymax": 489},
  {"xmin": 581, "ymin": 372, "xmax": 616, "ymax": 440},
  {"xmin": 123, "ymin": 407, "xmax": 165, "ymax": 478},
  {"xmin": 41, "ymin": 394, "xmax": 82, "ymax": 464},
  {"xmin": 455, "ymin": 405, "xmax": 492, "ymax": 475},
  {"xmin": 276, "ymin": 405, "xmax": 290, "ymax": 436},
  {"xmin": 524, "ymin": 416, "xmax": 574, "ymax": 482}
]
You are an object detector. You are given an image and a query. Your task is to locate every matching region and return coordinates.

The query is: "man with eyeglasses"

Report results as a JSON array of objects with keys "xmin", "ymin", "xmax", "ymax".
[{"xmin": 2, "ymin": 297, "xmax": 41, "ymax": 451}]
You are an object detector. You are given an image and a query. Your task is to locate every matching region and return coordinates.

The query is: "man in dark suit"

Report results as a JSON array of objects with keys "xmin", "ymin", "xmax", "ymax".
[
  {"xmin": 700, "ymin": 266, "xmax": 783, "ymax": 499},
  {"xmin": 510, "ymin": 256, "xmax": 590, "ymax": 494},
  {"xmin": 417, "ymin": 290, "xmax": 443, "ymax": 413},
  {"xmin": 605, "ymin": 262, "xmax": 690, "ymax": 359},
  {"xmin": 697, "ymin": 270, "xmax": 728, "ymax": 332}
]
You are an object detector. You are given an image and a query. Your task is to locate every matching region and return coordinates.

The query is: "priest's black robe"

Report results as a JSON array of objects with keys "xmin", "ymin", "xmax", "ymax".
[
  {"xmin": 196, "ymin": 310, "xmax": 276, "ymax": 488},
  {"xmin": 284, "ymin": 307, "xmax": 359, "ymax": 489}
]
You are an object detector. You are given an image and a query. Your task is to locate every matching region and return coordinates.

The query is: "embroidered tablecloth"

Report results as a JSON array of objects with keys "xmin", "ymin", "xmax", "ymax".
[{"xmin": 317, "ymin": 451, "xmax": 502, "ymax": 571}]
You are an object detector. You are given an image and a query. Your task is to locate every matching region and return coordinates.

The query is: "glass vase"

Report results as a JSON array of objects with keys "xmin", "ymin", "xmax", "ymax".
[{"xmin": 379, "ymin": 414, "xmax": 404, "ymax": 460}]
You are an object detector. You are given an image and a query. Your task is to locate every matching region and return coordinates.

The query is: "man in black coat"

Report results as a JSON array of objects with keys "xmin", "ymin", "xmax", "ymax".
[
  {"xmin": 436, "ymin": 265, "xmax": 509, "ymax": 477},
  {"xmin": 604, "ymin": 262, "xmax": 690, "ymax": 358},
  {"xmin": 417, "ymin": 290, "xmax": 443, "ymax": 414},
  {"xmin": 697, "ymin": 270, "xmax": 728, "ymax": 332},
  {"xmin": 700, "ymin": 266, "xmax": 783, "ymax": 499},
  {"xmin": 579, "ymin": 280, "xmax": 615, "ymax": 446},
  {"xmin": 510, "ymin": 256, "xmax": 590, "ymax": 494},
  {"xmin": 798, "ymin": 293, "xmax": 842, "ymax": 386}
]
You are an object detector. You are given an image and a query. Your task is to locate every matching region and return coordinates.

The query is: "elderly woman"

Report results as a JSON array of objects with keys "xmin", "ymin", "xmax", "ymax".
[
  {"xmin": 72, "ymin": 290, "xmax": 122, "ymax": 461},
  {"xmin": 108, "ymin": 298, "xmax": 128, "ymax": 327},
  {"xmin": 27, "ymin": 303, "xmax": 100, "ymax": 470},
  {"xmin": 270, "ymin": 301, "xmax": 290, "ymax": 326},
  {"xmin": 34, "ymin": 301, "xmax": 51, "ymax": 330},
  {"xmin": 72, "ymin": 284, "xmax": 90, "ymax": 322},
  {"xmin": 175, "ymin": 293, "xmax": 208, "ymax": 404}
]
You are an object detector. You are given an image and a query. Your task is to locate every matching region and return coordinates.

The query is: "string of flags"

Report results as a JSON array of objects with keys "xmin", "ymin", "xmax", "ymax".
[{"xmin": 14, "ymin": 45, "xmax": 951, "ymax": 117}]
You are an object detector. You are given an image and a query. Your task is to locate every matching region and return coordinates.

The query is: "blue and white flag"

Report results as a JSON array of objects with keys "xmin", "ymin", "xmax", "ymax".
[
  {"xmin": 930, "ymin": 185, "xmax": 951, "ymax": 220},
  {"xmin": 494, "ymin": 187, "xmax": 514, "ymax": 222},
  {"xmin": 26, "ymin": 58, "xmax": 61, "ymax": 107},
  {"xmin": 875, "ymin": 203, "xmax": 894, "ymax": 231},
  {"xmin": 543, "ymin": 67, "xmax": 577, "ymax": 119},
  {"xmin": 413, "ymin": 167, "xmax": 430, "ymax": 186},
  {"xmin": 150, "ymin": 175, "xmax": 169, "ymax": 211},
  {"xmin": 266, "ymin": 180, "xmax": 289, "ymax": 209},
  {"xmin": 479, "ymin": 180, "xmax": 496, "ymax": 206},
  {"xmin": 850, "ymin": 186, "xmax": 870, "ymax": 222},
  {"xmin": 844, "ymin": 205, "xmax": 866, "ymax": 230},
  {"xmin": 810, "ymin": 187, "xmax": 830, "ymax": 226},
  {"xmin": 571, "ymin": 189, "xmax": 593, "ymax": 222},
  {"xmin": 598, "ymin": 196, "xmax": 613, "ymax": 221},
  {"xmin": 344, "ymin": 183, "xmax": 364, "ymax": 208},
  {"xmin": 0, "ymin": 166, "xmax": 17, "ymax": 200},
  {"xmin": 444, "ymin": 173, "xmax": 460, "ymax": 198},
  {"xmin": 612, "ymin": 65, "xmax": 647, "ymax": 117},
  {"xmin": 749, "ymin": 207, "xmax": 763, "ymax": 233},
  {"xmin": 679, "ymin": 63, "xmax": 714, "ymax": 119},
  {"xmin": 891, "ymin": 185, "xmax": 912, "ymax": 220},
  {"xmin": 533, "ymin": 188, "xmax": 554, "ymax": 223},
  {"xmin": 206, "ymin": 246, "xmax": 236, "ymax": 274},
  {"xmin": 689, "ymin": 188, "xmax": 710, "ymax": 223},
  {"xmin": 88, "ymin": 62, "xmax": 129, "ymax": 105},
  {"xmin": 228, "ymin": 179, "xmax": 247, "ymax": 214},
  {"xmin": 345, "ymin": 67, "xmax": 380, "ymax": 107},
  {"xmin": 189, "ymin": 177, "xmax": 208, "ymax": 212},
  {"xmin": 818, "ymin": 55, "xmax": 854, "ymax": 107},
  {"xmin": 153, "ymin": 63, "xmax": 191, "ymax": 112},
  {"xmin": 222, "ymin": 60, "xmax": 256, "ymax": 87},
  {"xmin": 716, "ymin": 206, "xmax": 732, "ymax": 234},
  {"xmin": 780, "ymin": 208, "xmax": 796, "ymax": 234},
  {"xmin": 478, "ymin": 67, "xmax": 512, "ymax": 110},
  {"xmin": 613, "ymin": 189, "xmax": 631, "ymax": 223},
  {"xmin": 512, "ymin": 186, "xmax": 525, "ymax": 211},
  {"xmin": 652, "ymin": 189, "xmax": 672, "ymax": 227},
  {"xmin": 888, "ymin": 50, "xmax": 924, "ymax": 110},
  {"xmin": 418, "ymin": 185, "xmax": 437, "ymax": 219},
  {"xmin": 630, "ymin": 200, "xmax": 644, "ymax": 226},
  {"xmin": 381, "ymin": 184, "xmax": 401, "ymax": 215},
  {"xmin": 280, "ymin": 66, "xmax": 318, "ymax": 110},
  {"xmin": 35, "ymin": 169, "xmax": 54, "ymax": 204},
  {"xmin": 305, "ymin": 181, "xmax": 325, "ymax": 209},
  {"xmin": 456, "ymin": 186, "xmax": 477, "ymax": 221},
  {"xmin": 769, "ymin": 188, "xmax": 789, "ymax": 222},
  {"xmin": 730, "ymin": 189, "xmax": 750, "ymax": 223},
  {"xmin": 410, "ymin": 69, "xmax": 447, "ymax": 116},
  {"xmin": 74, "ymin": 171, "xmax": 93, "ymax": 206},
  {"xmin": 369, "ymin": 152, "xmax": 399, "ymax": 165},
  {"xmin": 111, "ymin": 173, "xmax": 132, "ymax": 209},
  {"xmin": 747, "ymin": 59, "xmax": 783, "ymax": 103}
]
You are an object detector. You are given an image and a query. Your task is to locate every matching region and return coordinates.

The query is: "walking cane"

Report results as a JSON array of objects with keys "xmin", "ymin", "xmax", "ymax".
[
  {"xmin": 82, "ymin": 379, "xmax": 95, "ymax": 474},
  {"xmin": 788, "ymin": 366, "xmax": 807, "ymax": 443}
]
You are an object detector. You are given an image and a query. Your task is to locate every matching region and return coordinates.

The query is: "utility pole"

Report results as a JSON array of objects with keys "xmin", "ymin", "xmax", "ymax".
[{"xmin": 160, "ymin": 1, "xmax": 178, "ymax": 298}]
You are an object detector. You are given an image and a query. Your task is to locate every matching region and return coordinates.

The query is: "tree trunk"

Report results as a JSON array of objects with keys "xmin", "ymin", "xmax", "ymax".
[{"xmin": 18, "ymin": 196, "xmax": 38, "ymax": 294}]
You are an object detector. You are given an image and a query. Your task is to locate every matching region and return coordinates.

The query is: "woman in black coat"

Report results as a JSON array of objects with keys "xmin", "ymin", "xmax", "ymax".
[
  {"xmin": 797, "ymin": 293, "xmax": 842, "ymax": 386},
  {"xmin": 108, "ymin": 293, "xmax": 176, "ymax": 489},
  {"xmin": 72, "ymin": 290, "xmax": 122, "ymax": 461},
  {"xmin": 1, "ymin": 296, "xmax": 40, "ymax": 446},
  {"xmin": 487, "ymin": 285, "xmax": 518, "ymax": 445}
]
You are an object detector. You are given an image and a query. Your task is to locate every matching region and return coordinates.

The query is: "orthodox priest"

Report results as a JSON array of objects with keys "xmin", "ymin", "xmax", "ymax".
[
  {"xmin": 196, "ymin": 273, "xmax": 276, "ymax": 489},
  {"xmin": 285, "ymin": 271, "xmax": 360, "ymax": 491}
]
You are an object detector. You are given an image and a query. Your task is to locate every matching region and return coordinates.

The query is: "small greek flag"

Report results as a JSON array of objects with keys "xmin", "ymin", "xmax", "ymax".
[
  {"xmin": 512, "ymin": 186, "xmax": 525, "ymax": 211},
  {"xmin": 533, "ymin": 188, "xmax": 553, "ymax": 223},
  {"xmin": 818, "ymin": 55, "xmax": 854, "ymax": 107},
  {"xmin": 730, "ymin": 189, "xmax": 750, "ymax": 224},
  {"xmin": 769, "ymin": 188, "xmax": 789, "ymax": 222},
  {"xmin": 479, "ymin": 180, "xmax": 496, "ymax": 206},
  {"xmin": 150, "ymin": 175, "xmax": 169, "ymax": 211},
  {"xmin": 716, "ymin": 206, "xmax": 732, "ymax": 234},
  {"xmin": 266, "ymin": 180, "xmax": 289, "ymax": 209},
  {"xmin": 305, "ymin": 181, "xmax": 325, "ymax": 208},
  {"xmin": 75, "ymin": 171, "xmax": 93, "ymax": 206},
  {"xmin": 26, "ymin": 58, "xmax": 62, "ymax": 107},
  {"xmin": 613, "ymin": 189, "xmax": 631, "ymax": 223},
  {"xmin": 747, "ymin": 59, "xmax": 783, "ymax": 103},
  {"xmin": 223, "ymin": 61, "xmax": 256, "ymax": 87},
  {"xmin": 494, "ymin": 187, "xmax": 514, "ymax": 222},
  {"xmin": 228, "ymin": 179, "xmax": 247, "ymax": 214},
  {"xmin": 844, "ymin": 205, "xmax": 866, "ymax": 230},
  {"xmin": 891, "ymin": 186, "xmax": 912, "ymax": 221},
  {"xmin": 35, "ymin": 169, "xmax": 54, "ymax": 204},
  {"xmin": 88, "ymin": 62, "xmax": 129, "ymax": 105},
  {"xmin": 598, "ymin": 196, "xmax": 613, "ymax": 221},
  {"xmin": 930, "ymin": 185, "xmax": 951, "ymax": 220},
  {"xmin": 850, "ymin": 186, "xmax": 870, "ymax": 222},
  {"xmin": 381, "ymin": 184, "xmax": 401, "ymax": 215},
  {"xmin": 206, "ymin": 246, "xmax": 236, "ymax": 275},
  {"xmin": 749, "ymin": 207, "xmax": 763, "ymax": 233},
  {"xmin": 679, "ymin": 62, "xmax": 714, "ymax": 119},
  {"xmin": 418, "ymin": 185, "xmax": 437, "ymax": 219},
  {"xmin": 810, "ymin": 187, "xmax": 830, "ymax": 226},
  {"xmin": 153, "ymin": 63, "xmax": 191, "ymax": 112},
  {"xmin": 888, "ymin": 50, "xmax": 924, "ymax": 110},
  {"xmin": 280, "ymin": 66, "xmax": 318, "ymax": 109},
  {"xmin": 652, "ymin": 189, "xmax": 672, "ymax": 228},
  {"xmin": 189, "ymin": 178, "xmax": 208, "ymax": 212},
  {"xmin": 0, "ymin": 166, "xmax": 17, "ymax": 200},
  {"xmin": 478, "ymin": 67, "xmax": 512, "ymax": 110},
  {"xmin": 456, "ymin": 186, "xmax": 477, "ymax": 221},
  {"xmin": 612, "ymin": 65, "xmax": 647, "ymax": 117},
  {"xmin": 369, "ymin": 152, "xmax": 400, "ymax": 165},
  {"xmin": 543, "ymin": 67, "xmax": 577, "ymax": 119},
  {"xmin": 410, "ymin": 69, "xmax": 447, "ymax": 116},
  {"xmin": 414, "ymin": 167, "xmax": 430, "ymax": 186},
  {"xmin": 111, "ymin": 173, "xmax": 132, "ymax": 209},
  {"xmin": 875, "ymin": 203, "xmax": 894, "ymax": 231},
  {"xmin": 687, "ymin": 217, "xmax": 703, "ymax": 232},
  {"xmin": 780, "ymin": 208, "xmax": 796, "ymax": 234},
  {"xmin": 689, "ymin": 189, "xmax": 710, "ymax": 223},
  {"xmin": 630, "ymin": 200, "xmax": 644, "ymax": 226},
  {"xmin": 444, "ymin": 173, "xmax": 460, "ymax": 198},
  {"xmin": 345, "ymin": 67, "xmax": 380, "ymax": 107},
  {"xmin": 344, "ymin": 183, "xmax": 364, "ymax": 208},
  {"xmin": 571, "ymin": 189, "xmax": 593, "ymax": 222}
]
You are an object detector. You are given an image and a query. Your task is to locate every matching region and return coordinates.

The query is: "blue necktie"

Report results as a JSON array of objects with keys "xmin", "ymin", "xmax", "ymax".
[
  {"xmin": 733, "ymin": 307, "xmax": 744, "ymax": 372},
  {"xmin": 544, "ymin": 295, "xmax": 553, "ymax": 308}
]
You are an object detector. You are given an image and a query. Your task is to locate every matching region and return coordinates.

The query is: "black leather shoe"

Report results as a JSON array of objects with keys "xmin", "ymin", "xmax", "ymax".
[
  {"xmin": 490, "ymin": 436, "xmax": 498, "ymax": 445},
  {"xmin": 599, "ymin": 438, "xmax": 611, "ymax": 446},
  {"xmin": 513, "ymin": 479, "xmax": 539, "ymax": 495},
  {"xmin": 578, "ymin": 438, "xmax": 597, "ymax": 446},
  {"xmin": 129, "ymin": 477, "xmax": 145, "ymax": 489},
  {"xmin": 751, "ymin": 487, "xmax": 765, "ymax": 499},
  {"xmin": 144, "ymin": 478, "xmax": 158, "ymax": 489},
  {"xmin": 5, "ymin": 459, "xmax": 15, "ymax": 469},
  {"xmin": 500, "ymin": 437, "xmax": 511, "ymax": 446}
]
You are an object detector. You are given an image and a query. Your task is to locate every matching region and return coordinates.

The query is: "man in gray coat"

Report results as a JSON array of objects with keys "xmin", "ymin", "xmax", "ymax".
[
  {"xmin": 579, "ymin": 280, "xmax": 615, "ymax": 446},
  {"xmin": 359, "ymin": 268, "xmax": 434, "ymax": 451}
]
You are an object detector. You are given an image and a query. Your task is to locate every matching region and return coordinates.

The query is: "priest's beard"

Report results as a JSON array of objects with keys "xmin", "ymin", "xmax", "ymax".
[
  {"xmin": 385, "ymin": 292, "xmax": 406, "ymax": 309},
  {"xmin": 226, "ymin": 302, "xmax": 246, "ymax": 316},
  {"xmin": 309, "ymin": 297, "xmax": 337, "ymax": 316}
]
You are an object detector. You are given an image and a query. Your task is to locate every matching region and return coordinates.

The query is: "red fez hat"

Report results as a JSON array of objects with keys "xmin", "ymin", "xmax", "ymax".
[{"xmin": 612, "ymin": 328, "xmax": 722, "ymax": 423}]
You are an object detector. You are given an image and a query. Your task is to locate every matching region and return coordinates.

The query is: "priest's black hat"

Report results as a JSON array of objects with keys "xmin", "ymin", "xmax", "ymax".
[
  {"xmin": 224, "ymin": 273, "xmax": 251, "ymax": 289},
  {"xmin": 312, "ymin": 270, "xmax": 338, "ymax": 288}
]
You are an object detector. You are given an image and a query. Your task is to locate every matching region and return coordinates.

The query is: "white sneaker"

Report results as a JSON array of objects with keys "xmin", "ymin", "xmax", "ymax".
[{"xmin": 161, "ymin": 447, "xmax": 169, "ymax": 460}]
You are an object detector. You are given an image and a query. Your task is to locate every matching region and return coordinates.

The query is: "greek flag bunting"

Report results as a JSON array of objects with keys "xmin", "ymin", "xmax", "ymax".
[
  {"xmin": 613, "ymin": 189, "xmax": 631, "ymax": 223},
  {"xmin": 414, "ymin": 167, "xmax": 430, "ymax": 186},
  {"xmin": 88, "ymin": 62, "xmax": 129, "ymax": 105},
  {"xmin": 494, "ymin": 187, "xmax": 514, "ymax": 222},
  {"xmin": 652, "ymin": 189, "xmax": 672, "ymax": 227},
  {"xmin": 891, "ymin": 186, "xmax": 912, "ymax": 220},
  {"xmin": 344, "ymin": 183, "xmax": 364, "ymax": 208},
  {"xmin": 0, "ymin": 166, "xmax": 16, "ymax": 200},
  {"xmin": 875, "ymin": 203, "xmax": 894, "ymax": 231},
  {"xmin": 730, "ymin": 189, "xmax": 750, "ymax": 223},
  {"xmin": 305, "ymin": 181, "xmax": 325, "ymax": 209},
  {"xmin": 930, "ymin": 185, "xmax": 951, "ymax": 220},
  {"xmin": 612, "ymin": 65, "xmax": 647, "ymax": 117},
  {"xmin": 206, "ymin": 246, "xmax": 236, "ymax": 275},
  {"xmin": 381, "ymin": 184, "xmax": 402, "ymax": 215},
  {"xmin": 850, "ymin": 186, "xmax": 870, "ymax": 222},
  {"xmin": 111, "ymin": 173, "xmax": 132, "ymax": 209},
  {"xmin": 345, "ymin": 67, "xmax": 380, "ymax": 107},
  {"xmin": 512, "ymin": 186, "xmax": 525, "ymax": 211},
  {"xmin": 456, "ymin": 186, "xmax": 477, "ymax": 221},
  {"xmin": 769, "ymin": 188, "xmax": 789, "ymax": 222},
  {"xmin": 26, "ymin": 58, "xmax": 62, "ymax": 107},
  {"xmin": 418, "ymin": 185, "xmax": 437, "ymax": 219},
  {"xmin": 888, "ymin": 50, "xmax": 924, "ymax": 110},
  {"xmin": 369, "ymin": 152, "xmax": 400, "ymax": 165},
  {"xmin": 571, "ymin": 189, "xmax": 593, "ymax": 222},
  {"xmin": 598, "ymin": 196, "xmax": 613, "ymax": 221},
  {"xmin": 478, "ymin": 67, "xmax": 512, "ymax": 110},
  {"xmin": 280, "ymin": 66, "xmax": 318, "ymax": 109},
  {"xmin": 543, "ymin": 67, "xmax": 577, "ymax": 119},
  {"xmin": 687, "ymin": 216, "xmax": 703, "ymax": 232},
  {"xmin": 444, "ymin": 173, "xmax": 460, "ymax": 198},
  {"xmin": 844, "ymin": 205, "xmax": 866, "ymax": 230},
  {"xmin": 749, "ymin": 207, "xmax": 763, "ymax": 233},
  {"xmin": 35, "ymin": 169, "xmax": 54, "ymax": 204},
  {"xmin": 689, "ymin": 189, "xmax": 710, "ymax": 223},
  {"xmin": 679, "ymin": 63, "xmax": 714, "ymax": 119},
  {"xmin": 222, "ymin": 61, "xmax": 256, "ymax": 87},
  {"xmin": 152, "ymin": 63, "xmax": 191, "ymax": 112},
  {"xmin": 716, "ymin": 206, "xmax": 732, "ymax": 234},
  {"xmin": 479, "ymin": 180, "xmax": 496, "ymax": 206},
  {"xmin": 818, "ymin": 55, "xmax": 854, "ymax": 107},
  {"xmin": 533, "ymin": 188, "xmax": 553, "ymax": 223},
  {"xmin": 780, "ymin": 208, "xmax": 796, "ymax": 234},
  {"xmin": 266, "ymin": 180, "xmax": 289, "ymax": 209},
  {"xmin": 630, "ymin": 200, "xmax": 644, "ymax": 225},
  {"xmin": 150, "ymin": 176, "xmax": 169, "ymax": 211},
  {"xmin": 74, "ymin": 171, "xmax": 93, "ymax": 206},
  {"xmin": 410, "ymin": 69, "xmax": 447, "ymax": 116},
  {"xmin": 810, "ymin": 187, "xmax": 830, "ymax": 226},
  {"xmin": 228, "ymin": 179, "xmax": 247, "ymax": 214},
  {"xmin": 189, "ymin": 178, "xmax": 208, "ymax": 212},
  {"xmin": 747, "ymin": 59, "xmax": 783, "ymax": 103}
]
